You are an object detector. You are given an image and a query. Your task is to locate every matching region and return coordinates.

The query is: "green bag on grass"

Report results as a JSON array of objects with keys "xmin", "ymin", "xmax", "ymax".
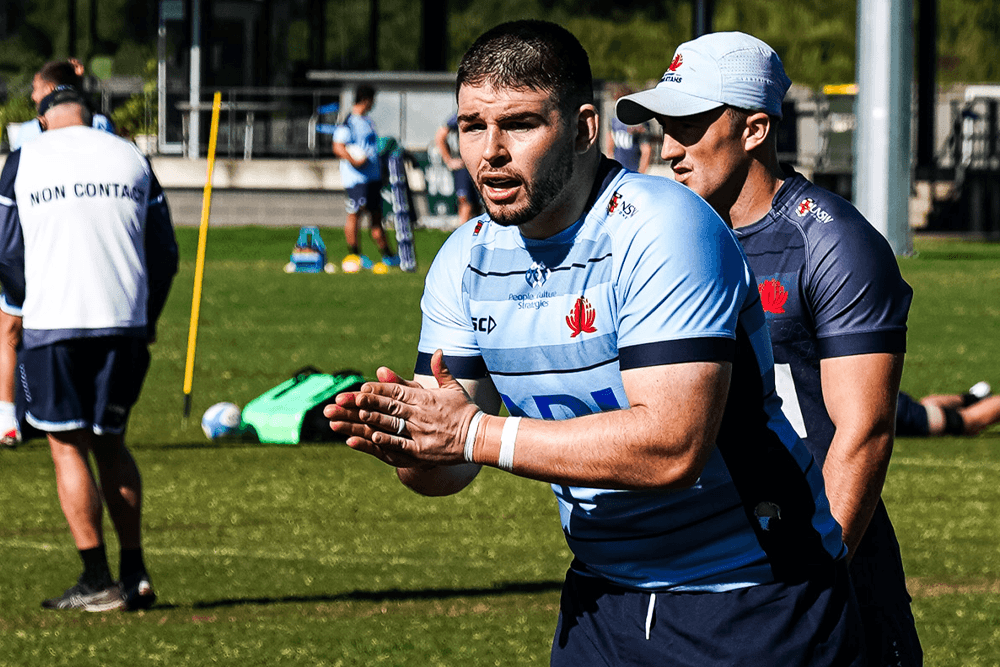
[{"xmin": 241, "ymin": 367, "xmax": 365, "ymax": 444}]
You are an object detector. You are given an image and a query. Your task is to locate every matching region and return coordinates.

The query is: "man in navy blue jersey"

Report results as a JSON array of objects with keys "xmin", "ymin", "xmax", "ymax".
[
  {"xmin": 328, "ymin": 20, "xmax": 865, "ymax": 665},
  {"xmin": 617, "ymin": 31, "xmax": 919, "ymax": 666}
]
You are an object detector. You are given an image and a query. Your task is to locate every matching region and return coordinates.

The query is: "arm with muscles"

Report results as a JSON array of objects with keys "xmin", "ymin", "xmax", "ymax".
[
  {"xmin": 820, "ymin": 352, "xmax": 904, "ymax": 560},
  {"xmin": 330, "ymin": 349, "xmax": 731, "ymax": 491}
]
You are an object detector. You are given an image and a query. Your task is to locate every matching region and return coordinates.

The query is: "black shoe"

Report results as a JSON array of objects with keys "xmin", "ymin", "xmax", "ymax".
[
  {"xmin": 120, "ymin": 572, "xmax": 157, "ymax": 611},
  {"xmin": 41, "ymin": 581, "xmax": 125, "ymax": 611}
]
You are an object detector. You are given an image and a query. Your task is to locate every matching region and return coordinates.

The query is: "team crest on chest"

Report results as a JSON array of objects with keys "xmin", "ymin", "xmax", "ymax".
[
  {"xmin": 525, "ymin": 261, "xmax": 550, "ymax": 288},
  {"xmin": 566, "ymin": 297, "xmax": 597, "ymax": 338},
  {"xmin": 758, "ymin": 278, "xmax": 788, "ymax": 314}
]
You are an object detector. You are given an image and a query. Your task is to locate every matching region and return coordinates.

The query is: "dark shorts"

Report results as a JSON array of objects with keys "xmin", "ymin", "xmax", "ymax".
[
  {"xmin": 345, "ymin": 181, "xmax": 384, "ymax": 216},
  {"xmin": 857, "ymin": 602, "xmax": 923, "ymax": 667},
  {"xmin": 895, "ymin": 391, "xmax": 929, "ymax": 436},
  {"xmin": 452, "ymin": 167, "xmax": 479, "ymax": 202},
  {"xmin": 551, "ymin": 562, "xmax": 865, "ymax": 667},
  {"xmin": 850, "ymin": 504, "xmax": 923, "ymax": 666},
  {"xmin": 19, "ymin": 337, "xmax": 150, "ymax": 435}
]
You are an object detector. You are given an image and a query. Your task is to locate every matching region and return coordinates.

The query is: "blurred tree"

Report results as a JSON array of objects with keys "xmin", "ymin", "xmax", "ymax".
[{"xmin": 0, "ymin": 0, "xmax": 997, "ymax": 97}]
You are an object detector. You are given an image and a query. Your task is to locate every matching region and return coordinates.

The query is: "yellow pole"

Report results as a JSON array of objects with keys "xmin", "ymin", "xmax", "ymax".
[{"xmin": 182, "ymin": 91, "xmax": 222, "ymax": 418}]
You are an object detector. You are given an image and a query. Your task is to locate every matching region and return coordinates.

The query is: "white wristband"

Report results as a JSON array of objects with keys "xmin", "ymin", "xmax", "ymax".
[
  {"xmin": 497, "ymin": 417, "xmax": 521, "ymax": 472},
  {"xmin": 463, "ymin": 410, "xmax": 485, "ymax": 463}
]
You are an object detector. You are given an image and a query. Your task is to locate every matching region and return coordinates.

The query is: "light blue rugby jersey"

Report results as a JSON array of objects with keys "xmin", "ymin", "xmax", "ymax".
[
  {"xmin": 333, "ymin": 114, "xmax": 381, "ymax": 188},
  {"xmin": 416, "ymin": 159, "xmax": 846, "ymax": 592}
]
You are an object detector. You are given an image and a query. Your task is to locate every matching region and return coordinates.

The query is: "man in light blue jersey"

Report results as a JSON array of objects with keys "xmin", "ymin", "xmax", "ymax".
[
  {"xmin": 327, "ymin": 21, "xmax": 864, "ymax": 665},
  {"xmin": 0, "ymin": 86, "xmax": 178, "ymax": 612},
  {"xmin": 616, "ymin": 31, "xmax": 919, "ymax": 666},
  {"xmin": 331, "ymin": 84, "xmax": 397, "ymax": 269}
]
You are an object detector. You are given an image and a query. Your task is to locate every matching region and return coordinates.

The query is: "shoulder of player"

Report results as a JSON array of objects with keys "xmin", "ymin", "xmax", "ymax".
[
  {"xmin": 425, "ymin": 214, "xmax": 496, "ymax": 287},
  {"xmin": 439, "ymin": 214, "xmax": 493, "ymax": 257},
  {"xmin": 776, "ymin": 178, "xmax": 889, "ymax": 249},
  {"xmin": 778, "ymin": 177, "xmax": 869, "ymax": 232},
  {"xmin": 24, "ymin": 126, "xmax": 145, "ymax": 159},
  {"xmin": 777, "ymin": 180, "xmax": 903, "ymax": 285},
  {"xmin": 594, "ymin": 171, "xmax": 723, "ymax": 236}
]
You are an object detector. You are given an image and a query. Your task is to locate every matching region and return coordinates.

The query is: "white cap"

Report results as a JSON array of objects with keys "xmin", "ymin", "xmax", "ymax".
[{"xmin": 616, "ymin": 32, "xmax": 791, "ymax": 123}]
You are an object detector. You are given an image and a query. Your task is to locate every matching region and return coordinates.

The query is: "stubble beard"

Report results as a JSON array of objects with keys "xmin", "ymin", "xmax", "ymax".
[{"xmin": 480, "ymin": 143, "xmax": 576, "ymax": 228}]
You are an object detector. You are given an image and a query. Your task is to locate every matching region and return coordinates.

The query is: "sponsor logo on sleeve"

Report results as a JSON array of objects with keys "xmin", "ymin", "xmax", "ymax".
[
  {"xmin": 606, "ymin": 191, "xmax": 636, "ymax": 218},
  {"xmin": 795, "ymin": 197, "xmax": 835, "ymax": 223},
  {"xmin": 607, "ymin": 192, "xmax": 622, "ymax": 214}
]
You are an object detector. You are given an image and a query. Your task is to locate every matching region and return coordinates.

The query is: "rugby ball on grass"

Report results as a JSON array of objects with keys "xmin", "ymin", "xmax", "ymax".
[{"xmin": 202, "ymin": 402, "xmax": 243, "ymax": 440}]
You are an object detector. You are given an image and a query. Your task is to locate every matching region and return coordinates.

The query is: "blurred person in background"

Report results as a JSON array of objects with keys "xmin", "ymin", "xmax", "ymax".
[
  {"xmin": 434, "ymin": 113, "xmax": 482, "ymax": 225},
  {"xmin": 897, "ymin": 381, "xmax": 1000, "ymax": 437},
  {"xmin": 331, "ymin": 84, "xmax": 398, "ymax": 270},
  {"xmin": 605, "ymin": 85, "xmax": 652, "ymax": 173}
]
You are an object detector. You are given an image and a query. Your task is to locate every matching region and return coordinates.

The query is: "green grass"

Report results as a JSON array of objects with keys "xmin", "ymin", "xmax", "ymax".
[{"xmin": 1, "ymin": 231, "xmax": 999, "ymax": 666}]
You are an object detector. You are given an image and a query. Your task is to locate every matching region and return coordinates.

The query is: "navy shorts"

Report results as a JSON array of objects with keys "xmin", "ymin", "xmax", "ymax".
[
  {"xmin": 452, "ymin": 167, "xmax": 479, "ymax": 202},
  {"xmin": 345, "ymin": 181, "xmax": 384, "ymax": 216},
  {"xmin": 20, "ymin": 337, "xmax": 150, "ymax": 435},
  {"xmin": 551, "ymin": 562, "xmax": 866, "ymax": 667},
  {"xmin": 857, "ymin": 602, "xmax": 922, "ymax": 667},
  {"xmin": 895, "ymin": 391, "xmax": 929, "ymax": 436}
]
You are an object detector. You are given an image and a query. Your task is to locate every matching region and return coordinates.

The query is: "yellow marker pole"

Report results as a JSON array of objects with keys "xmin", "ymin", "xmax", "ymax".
[{"xmin": 182, "ymin": 91, "xmax": 222, "ymax": 419}]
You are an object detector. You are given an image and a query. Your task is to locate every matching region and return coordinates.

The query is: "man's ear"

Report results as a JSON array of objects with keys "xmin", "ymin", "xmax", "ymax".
[
  {"xmin": 37, "ymin": 115, "xmax": 47, "ymax": 132},
  {"xmin": 743, "ymin": 112, "xmax": 771, "ymax": 152},
  {"xmin": 575, "ymin": 104, "xmax": 599, "ymax": 153}
]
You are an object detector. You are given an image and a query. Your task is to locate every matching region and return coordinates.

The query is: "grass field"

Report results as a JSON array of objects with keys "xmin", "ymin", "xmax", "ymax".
[{"xmin": 0, "ymin": 228, "xmax": 998, "ymax": 666}]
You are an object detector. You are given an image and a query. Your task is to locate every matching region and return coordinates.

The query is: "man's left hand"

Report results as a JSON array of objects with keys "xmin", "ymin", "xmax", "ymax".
[{"xmin": 325, "ymin": 350, "xmax": 481, "ymax": 467}]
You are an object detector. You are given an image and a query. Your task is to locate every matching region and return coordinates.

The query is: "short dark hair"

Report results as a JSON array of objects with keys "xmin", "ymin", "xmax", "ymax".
[
  {"xmin": 456, "ymin": 20, "xmax": 594, "ymax": 116},
  {"xmin": 354, "ymin": 84, "xmax": 375, "ymax": 104},
  {"xmin": 38, "ymin": 60, "xmax": 83, "ymax": 88}
]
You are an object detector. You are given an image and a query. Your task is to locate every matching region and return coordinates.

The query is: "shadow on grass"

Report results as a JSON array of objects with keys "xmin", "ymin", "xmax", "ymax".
[{"xmin": 192, "ymin": 580, "xmax": 563, "ymax": 609}]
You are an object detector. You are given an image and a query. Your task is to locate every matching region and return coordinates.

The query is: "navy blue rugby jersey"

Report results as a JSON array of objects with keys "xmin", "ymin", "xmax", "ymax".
[
  {"xmin": 415, "ymin": 159, "xmax": 846, "ymax": 592},
  {"xmin": 732, "ymin": 170, "xmax": 912, "ymax": 465},
  {"xmin": 733, "ymin": 169, "xmax": 913, "ymax": 607}
]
